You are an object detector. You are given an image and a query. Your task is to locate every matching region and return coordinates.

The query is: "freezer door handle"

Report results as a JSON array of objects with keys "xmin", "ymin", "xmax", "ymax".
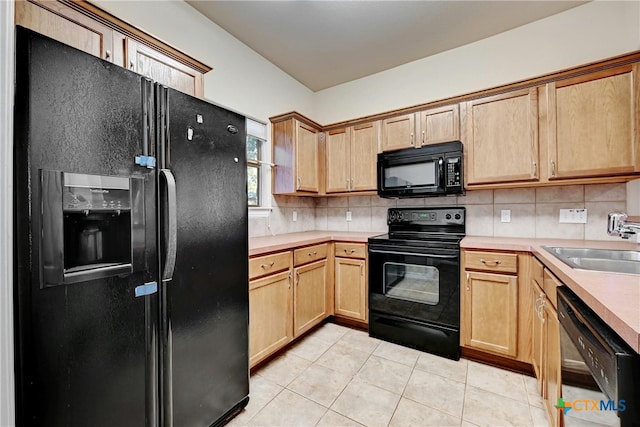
[{"xmin": 160, "ymin": 168, "xmax": 177, "ymax": 282}]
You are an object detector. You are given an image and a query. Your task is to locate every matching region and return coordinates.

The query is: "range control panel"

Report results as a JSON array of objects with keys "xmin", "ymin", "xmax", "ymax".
[{"xmin": 388, "ymin": 207, "xmax": 465, "ymax": 226}]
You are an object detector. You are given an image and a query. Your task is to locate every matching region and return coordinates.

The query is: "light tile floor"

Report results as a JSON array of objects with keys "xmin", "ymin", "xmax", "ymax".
[{"xmin": 230, "ymin": 323, "xmax": 551, "ymax": 427}]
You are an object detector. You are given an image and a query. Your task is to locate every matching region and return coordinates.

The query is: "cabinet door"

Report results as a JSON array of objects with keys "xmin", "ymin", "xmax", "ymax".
[
  {"xmin": 464, "ymin": 88, "xmax": 539, "ymax": 184},
  {"xmin": 462, "ymin": 271, "xmax": 518, "ymax": 357},
  {"xmin": 350, "ymin": 122, "xmax": 379, "ymax": 191},
  {"xmin": 249, "ymin": 270, "xmax": 293, "ymax": 367},
  {"xmin": 531, "ymin": 280, "xmax": 545, "ymax": 393},
  {"xmin": 126, "ymin": 39, "xmax": 204, "ymax": 98},
  {"xmin": 325, "ymin": 127, "xmax": 350, "ymax": 193},
  {"xmin": 544, "ymin": 300, "xmax": 561, "ymax": 427},
  {"xmin": 381, "ymin": 113, "xmax": 415, "ymax": 152},
  {"xmin": 547, "ymin": 65, "xmax": 640, "ymax": 179},
  {"xmin": 295, "ymin": 121, "xmax": 320, "ymax": 192},
  {"xmin": 334, "ymin": 258, "xmax": 366, "ymax": 321},
  {"xmin": 294, "ymin": 259, "xmax": 328, "ymax": 336},
  {"xmin": 16, "ymin": 0, "xmax": 115, "ymax": 62},
  {"xmin": 418, "ymin": 104, "xmax": 460, "ymax": 146}
]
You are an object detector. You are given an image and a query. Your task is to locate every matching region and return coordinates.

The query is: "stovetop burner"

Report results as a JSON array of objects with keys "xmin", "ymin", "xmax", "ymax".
[{"xmin": 369, "ymin": 207, "xmax": 466, "ymax": 248}]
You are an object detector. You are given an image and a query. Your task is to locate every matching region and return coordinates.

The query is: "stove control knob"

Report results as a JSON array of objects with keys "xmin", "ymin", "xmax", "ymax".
[
  {"xmin": 455, "ymin": 213, "xmax": 461, "ymax": 220},
  {"xmin": 445, "ymin": 213, "xmax": 452, "ymax": 220}
]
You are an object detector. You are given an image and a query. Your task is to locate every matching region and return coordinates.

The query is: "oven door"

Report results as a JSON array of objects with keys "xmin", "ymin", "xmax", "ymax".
[{"xmin": 368, "ymin": 244, "xmax": 460, "ymax": 328}]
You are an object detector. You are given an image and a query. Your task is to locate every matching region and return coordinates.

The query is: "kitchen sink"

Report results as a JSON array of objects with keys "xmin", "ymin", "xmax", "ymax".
[{"xmin": 542, "ymin": 246, "xmax": 640, "ymax": 275}]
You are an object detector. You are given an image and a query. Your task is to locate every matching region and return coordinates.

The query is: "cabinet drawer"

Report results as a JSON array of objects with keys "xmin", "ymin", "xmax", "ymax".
[
  {"xmin": 249, "ymin": 251, "xmax": 292, "ymax": 280},
  {"xmin": 465, "ymin": 251, "xmax": 518, "ymax": 274},
  {"xmin": 543, "ymin": 269, "xmax": 562, "ymax": 309},
  {"xmin": 335, "ymin": 242, "xmax": 366, "ymax": 259},
  {"xmin": 532, "ymin": 256, "xmax": 544, "ymax": 287},
  {"xmin": 294, "ymin": 243, "xmax": 328, "ymax": 266}
]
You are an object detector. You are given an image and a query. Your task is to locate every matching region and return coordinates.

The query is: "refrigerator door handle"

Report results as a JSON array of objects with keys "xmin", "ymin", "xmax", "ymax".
[{"xmin": 160, "ymin": 168, "xmax": 177, "ymax": 282}]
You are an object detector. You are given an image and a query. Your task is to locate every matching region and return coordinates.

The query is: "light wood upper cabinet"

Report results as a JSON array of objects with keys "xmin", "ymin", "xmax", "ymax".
[
  {"xmin": 325, "ymin": 127, "xmax": 351, "ymax": 193},
  {"xmin": 272, "ymin": 116, "xmax": 322, "ymax": 195},
  {"xmin": 381, "ymin": 105, "xmax": 460, "ymax": 152},
  {"xmin": 325, "ymin": 122, "xmax": 379, "ymax": 193},
  {"xmin": 16, "ymin": 0, "xmax": 210, "ymax": 98},
  {"xmin": 126, "ymin": 38, "xmax": 204, "ymax": 98},
  {"xmin": 15, "ymin": 0, "xmax": 115, "ymax": 61},
  {"xmin": 381, "ymin": 113, "xmax": 415, "ymax": 152},
  {"xmin": 418, "ymin": 104, "xmax": 460, "ymax": 145},
  {"xmin": 463, "ymin": 88, "xmax": 539, "ymax": 185},
  {"xmin": 545, "ymin": 64, "xmax": 640, "ymax": 180}
]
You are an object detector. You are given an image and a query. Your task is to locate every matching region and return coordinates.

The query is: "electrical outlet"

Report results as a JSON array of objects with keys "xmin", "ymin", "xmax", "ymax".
[
  {"xmin": 559, "ymin": 208, "xmax": 587, "ymax": 224},
  {"xmin": 292, "ymin": 211, "xmax": 297, "ymax": 222},
  {"xmin": 346, "ymin": 211, "xmax": 352, "ymax": 222},
  {"xmin": 501, "ymin": 209, "xmax": 511, "ymax": 223}
]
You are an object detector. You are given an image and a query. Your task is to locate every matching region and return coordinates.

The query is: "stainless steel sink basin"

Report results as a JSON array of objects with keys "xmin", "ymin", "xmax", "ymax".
[{"xmin": 543, "ymin": 246, "xmax": 640, "ymax": 275}]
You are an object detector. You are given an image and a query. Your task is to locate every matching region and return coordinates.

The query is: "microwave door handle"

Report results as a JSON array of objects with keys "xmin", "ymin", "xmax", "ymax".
[{"xmin": 439, "ymin": 158, "xmax": 445, "ymax": 190}]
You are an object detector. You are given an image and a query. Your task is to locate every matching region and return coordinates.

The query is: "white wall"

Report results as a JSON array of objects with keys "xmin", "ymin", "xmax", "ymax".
[
  {"xmin": 91, "ymin": 0, "xmax": 315, "ymax": 124},
  {"xmin": 315, "ymin": 1, "xmax": 640, "ymax": 124},
  {"xmin": 1, "ymin": 1, "xmax": 15, "ymax": 425}
]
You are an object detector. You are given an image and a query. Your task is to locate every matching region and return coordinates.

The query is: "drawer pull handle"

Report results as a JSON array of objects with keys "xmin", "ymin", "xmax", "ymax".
[
  {"xmin": 260, "ymin": 261, "xmax": 275, "ymax": 269},
  {"xmin": 344, "ymin": 249, "xmax": 356, "ymax": 254},
  {"xmin": 480, "ymin": 259, "xmax": 502, "ymax": 266},
  {"xmin": 308, "ymin": 251, "xmax": 317, "ymax": 256}
]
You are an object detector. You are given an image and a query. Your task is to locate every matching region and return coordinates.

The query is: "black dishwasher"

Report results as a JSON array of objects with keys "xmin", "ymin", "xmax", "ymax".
[{"xmin": 557, "ymin": 286, "xmax": 640, "ymax": 427}]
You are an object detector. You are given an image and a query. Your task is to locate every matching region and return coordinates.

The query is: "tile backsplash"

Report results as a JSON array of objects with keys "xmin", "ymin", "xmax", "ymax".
[{"xmin": 250, "ymin": 183, "xmax": 629, "ymax": 241}]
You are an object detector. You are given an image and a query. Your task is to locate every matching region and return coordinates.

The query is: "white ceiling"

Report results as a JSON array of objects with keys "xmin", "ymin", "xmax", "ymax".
[{"xmin": 186, "ymin": 1, "xmax": 588, "ymax": 92}]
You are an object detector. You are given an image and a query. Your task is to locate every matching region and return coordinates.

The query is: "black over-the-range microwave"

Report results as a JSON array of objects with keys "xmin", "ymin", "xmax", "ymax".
[{"xmin": 377, "ymin": 140, "xmax": 464, "ymax": 198}]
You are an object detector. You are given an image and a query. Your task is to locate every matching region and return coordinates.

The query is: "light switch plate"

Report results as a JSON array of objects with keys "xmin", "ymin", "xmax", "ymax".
[
  {"xmin": 346, "ymin": 211, "xmax": 352, "ymax": 221},
  {"xmin": 501, "ymin": 209, "xmax": 511, "ymax": 223},
  {"xmin": 559, "ymin": 208, "xmax": 587, "ymax": 223},
  {"xmin": 292, "ymin": 211, "xmax": 297, "ymax": 222}
]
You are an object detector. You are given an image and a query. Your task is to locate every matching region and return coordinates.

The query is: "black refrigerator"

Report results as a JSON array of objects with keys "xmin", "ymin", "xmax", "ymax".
[{"xmin": 13, "ymin": 27, "xmax": 249, "ymax": 426}]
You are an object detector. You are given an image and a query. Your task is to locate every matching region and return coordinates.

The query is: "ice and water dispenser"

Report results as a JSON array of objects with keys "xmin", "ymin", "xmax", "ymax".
[{"xmin": 41, "ymin": 170, "xmax": 145, "ymax": 286}]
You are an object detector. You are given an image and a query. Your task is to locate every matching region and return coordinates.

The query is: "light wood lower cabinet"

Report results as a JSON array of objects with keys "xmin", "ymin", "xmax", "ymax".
[
  {"xmin": 294, "ymin": 259, "xmax": 328, "ymax": 337},
  {"xmin": 334, "ymin": 257, "xmax": 367, "ymax": 322},
  {"xmin": 461, "ymin": 250, "xmax": 533, "ymax": 363},
  {"xmin": 249, "ymin": 270, "xmax": 293, "ymax": 367},
  {"xmin": 544, "ymin": 299, "xmax": 561, "ymax": 427},
  {"xmin": 462, "ymin": 270, "xmax": 518, "ymax": 357},
  {"xmin": 530, "ymin": 260, "xmax": 562, "ymax": 427}
]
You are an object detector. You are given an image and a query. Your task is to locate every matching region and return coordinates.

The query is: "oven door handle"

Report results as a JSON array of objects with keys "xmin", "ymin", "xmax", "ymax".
[{"xmin": 369, "ymin": 249, "xmax": 458, "ymax": 259}]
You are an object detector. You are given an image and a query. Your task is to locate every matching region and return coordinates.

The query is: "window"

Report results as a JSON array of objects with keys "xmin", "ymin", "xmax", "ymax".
[{"xmin": 246, "ymin": 118, "xmax": 267, "ymax": 207}]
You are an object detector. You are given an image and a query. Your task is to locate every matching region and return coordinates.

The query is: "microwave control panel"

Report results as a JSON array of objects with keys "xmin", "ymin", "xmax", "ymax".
[{"xmin": 445, "ymin": 156, "xmax": 462, "ymax": 188}]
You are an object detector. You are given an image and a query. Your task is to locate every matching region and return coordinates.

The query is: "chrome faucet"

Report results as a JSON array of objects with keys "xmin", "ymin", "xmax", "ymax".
[{"xmin": 607, "ymin": 212, "xmax": 640, "ymax": 239}]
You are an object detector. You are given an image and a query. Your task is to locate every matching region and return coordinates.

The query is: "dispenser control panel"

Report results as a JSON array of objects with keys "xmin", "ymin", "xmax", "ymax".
[{"xmin": 62, "ymin": 173, "xmax": 130, "ymax": 210}]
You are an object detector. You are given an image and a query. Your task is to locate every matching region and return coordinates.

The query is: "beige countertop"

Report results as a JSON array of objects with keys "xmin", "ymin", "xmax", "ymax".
[
  {"xmin": 462, "ymin": 236, "xmax": 640, "ymax": 353},
  {"xmin": 249, "ymin": 231, "xmax": 382, "ymax": 257}
]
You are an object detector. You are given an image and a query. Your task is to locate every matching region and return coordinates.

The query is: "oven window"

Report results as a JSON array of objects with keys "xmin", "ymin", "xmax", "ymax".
[
  {"xmin": 383, "ymin": 262, "xmax": 439, "ymax": 305},
  {"xmin": 384, "ymin": 162, "xmax": 435, "ymax": 188}
]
